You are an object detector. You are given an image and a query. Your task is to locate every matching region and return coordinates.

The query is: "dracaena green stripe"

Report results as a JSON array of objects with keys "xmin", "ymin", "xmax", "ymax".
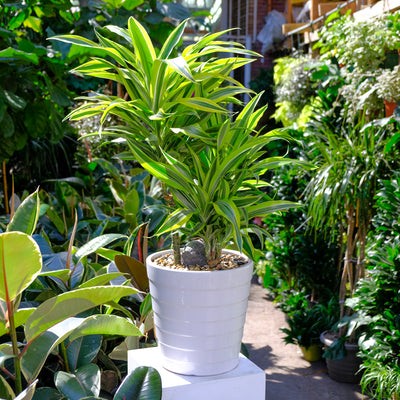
[
  {"xmin": 235, "ymin": 93, "xmax": 262, "ymax": 129},
  {"xmin": 72, "ymin": 58, "xmax": 116, "ymax": 73},
  {"xmin": 159, "ymin": 19, "xmax": 188, "ymax": 59},
  {"xmin": 172, "ymin": 126, "xmax": 217, "ymax": 146},
  {"xmin": 104, "ymin": 25, "xmax": 132, "ymax": 43},
  {"xmin": 183, "ymin": 28, "xmax": 236, "ymax": 55},
  {"xmin": 88, "ymin": 35, "xmax": 128, "ymax": 68},
  {"xmin": 232, "ymin": 194, "xmax": 264, "ymax": 208},
  {"xmin": 213, "ymin": 200, "xmax": 242, "ymax": 251},
  {"xmin": 50, "ymin": 34, "xmax": 98, "ymax": 48},
  {"xmin": 253, "ymin": 157, "xmax": 315, "ymax": 174},
  {"xmin": 209, "ymin": 87, "xmax": 253, "ymax": 102},
  {"xmin": 119, "ymin": 71, "xmax": 150, "ymax": 106},
  {"xmin": 100, "ymin": 99, "xmax": 128, "ymax": 125},
  {"xmin": 186, "ymin": 146, "xmax": 206, "ymax": 184},
  {"xmin": 172, "ymin": 189, "xmax": 198, "ymax": 211},
  {"xmin": 217, "ymin": 119, "xmax": 233, "ymax": 150},
  {"xmin": 199, "ymin": 46, "xmax": 260, "ymax": 60},
  {"xmin": 164, "ymin": 56, "xmax": 196, "ymax": 83},
  {"xmin": 128, "ymin": 17, "xmax": 156, "ymax": 80},
  {"xmin": 207, "ymin": 137, "xmax": 267, "ymax": 197},
  {"xmin": 161, "ymin": 149, "xmax": 196, "ymax": 186},
  {"xmin": 128, "ymin": 145, "xmax": 192, "ymax": 192},
  {"xmin": 242, "ymin": 232, "xmax": 255, "ymax": 260},
  {"xmin": 151, "ymin": 59, "xmax": 168, "ymax": 111},
  {"xmin": 218, "ymin": 179, "xmax": 230, "ymax": 199},
  {"xmin": 247, "ymin": 200, "xmax": 301, "ymax": 219},
  {"xmin": 157, "ymin": 209, "xmax": 193, "ymax": 235},
  {"xmin": 177, "ymin": 97, "xmax": 227, "ymax": 113},
  {"xmin": 66, "ymin": 105, "xmax": 106, "ymax": 121},
  {"xmin": 95, "ymin": 31, "xmax": 137, "ymax": 66},
  {"xmin": 245, "ymin": 106, "xmax": 268, "ymax": 132}
]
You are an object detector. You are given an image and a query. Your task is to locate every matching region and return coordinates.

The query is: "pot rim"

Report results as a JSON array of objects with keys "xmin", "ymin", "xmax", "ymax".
[
  {"xmin": 320, "ymin": 330, "xmax": 359, "ymax": 350},
  {"xmin": 146, "ymin": 248, "xmax": 252, "ymax": 274}
]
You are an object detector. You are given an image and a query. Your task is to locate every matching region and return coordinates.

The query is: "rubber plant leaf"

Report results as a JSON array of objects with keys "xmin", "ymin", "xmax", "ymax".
[
  {"xmin": 7, "ymin": 189, "xmax": 40, "ymax": 235},
  {"xmin": 0, "ymin": 232, "xmax": 42, "ymax": 303},
  {"xmin": 114, "ymin": 366, "xmax": 162, "ymax": 400}
]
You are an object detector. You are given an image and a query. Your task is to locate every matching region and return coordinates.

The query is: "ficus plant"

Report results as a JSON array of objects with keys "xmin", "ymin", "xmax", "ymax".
[
  {"xmin": 52, "ymin": 17, "xmax": 306, "ymax": 266},
  {"xmin": 0, "ymin": 191, "xmax": 161, "ymax": 399}
]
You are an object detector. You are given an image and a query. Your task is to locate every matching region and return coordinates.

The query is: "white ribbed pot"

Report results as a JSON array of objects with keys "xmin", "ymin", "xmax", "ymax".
[{"xmin": 146, "ymin": 249, "xmax": 253, "ymax": 376}]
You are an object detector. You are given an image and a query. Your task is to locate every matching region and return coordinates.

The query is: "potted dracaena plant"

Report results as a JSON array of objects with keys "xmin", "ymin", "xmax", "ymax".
[{"xmin": 52, "ymin": 17, "xmax": 305, "ymax": 376}]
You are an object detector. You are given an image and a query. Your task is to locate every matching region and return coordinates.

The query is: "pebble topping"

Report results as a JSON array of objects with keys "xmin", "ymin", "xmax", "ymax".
[{"xmin": 154, "ymin": 253, "xmax": 248, "ymax": 271}]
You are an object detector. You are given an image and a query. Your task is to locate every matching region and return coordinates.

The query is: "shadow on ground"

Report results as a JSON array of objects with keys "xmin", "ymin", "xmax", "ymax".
[{"xmin": 242, "ymin": 283, "xmax": 368, "ymax": 400}]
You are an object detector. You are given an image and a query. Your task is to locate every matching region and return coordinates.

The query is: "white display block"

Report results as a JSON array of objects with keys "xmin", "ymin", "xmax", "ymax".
[{"xmin": 128, "ymin": 347, "xmax": 266, "ymax": 400}]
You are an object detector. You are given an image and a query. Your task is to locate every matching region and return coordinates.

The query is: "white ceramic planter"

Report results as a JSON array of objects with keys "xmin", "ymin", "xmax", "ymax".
[{"xmin": 146, "ymin": 249, "xmax": 253, "ymax": 376}]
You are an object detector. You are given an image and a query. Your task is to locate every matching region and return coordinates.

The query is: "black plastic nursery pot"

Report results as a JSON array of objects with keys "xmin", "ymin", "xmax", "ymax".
[{"xmin": 320, "ymin": 331, "xmax": 362, "ymax": 384}]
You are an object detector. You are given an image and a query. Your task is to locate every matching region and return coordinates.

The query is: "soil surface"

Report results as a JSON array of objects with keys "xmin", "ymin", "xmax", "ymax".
[{"xmin": 242, "ymin": 279, "xmax": 369, "ymax": 400}]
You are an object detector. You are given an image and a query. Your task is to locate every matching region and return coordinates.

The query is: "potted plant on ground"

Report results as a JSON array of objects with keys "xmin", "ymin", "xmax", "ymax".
[
  {"xmin": 345, "ymin": 244, "xmax": 400, "ymax": 398},
  {"xmin": 53, "ymin": 17, "xmax": 306, "ymax": 376},
  {"xmin": 281, "ymin": 300, "xmax": 337, "ymax": 362},
  {"xmin": 303, "ymin": 63, "xmax": 400, "ymax": 382}
]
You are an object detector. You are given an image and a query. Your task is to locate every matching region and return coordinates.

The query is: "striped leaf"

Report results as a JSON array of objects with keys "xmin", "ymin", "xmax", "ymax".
[
  {"xmin": 209, "ymin": 87, "xmax": 253, "ymax": 103},
  {"xmin": 128, "ymin": 145, "xmax": 191, "ymax": 192},
  {"xmin": 247, "ymin": 200, "xmax": 301, "ymax": 219},
  {"xmin": 159, "ymin": 19, "xmax": 188, "ymax": 59},
  {"xmin": 50, "ymin": 34, "xmax": 98, "ymax": 48},
  {"xmin": 207, "ymin": 136, "xmax": 268, "ymax": 196},
  {"xmin": 157, "ymin": 209, "xmax": 193, "ymax": 235},
  {"xmin": 164, "ymin": 56, "xmax": 195, "ymax": 82},
  {"xmin": 128, "ymin": 17, "xmax": 156, "ymax": 80},
  {"xmin": 177, "ymin": 97, "xmax": 227, "ymax": 113},
  {"xmin": 214, "ymin": 200, "xmax": 242, "ymax": 251},
  {"xmin": 104, "ymin": 25, "xmax": 132, "ymax": 43},
  {"xmin": 95, "ymin": 31, "xmax": 137, "ymax": 66}
]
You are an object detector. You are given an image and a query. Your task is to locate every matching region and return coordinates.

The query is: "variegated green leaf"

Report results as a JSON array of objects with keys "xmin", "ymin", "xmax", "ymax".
[
  {"xmin": 214, "ymin": 200, "xmax": 242, "ymax": 251},
  {"xmin": 165, "ymin": 56, "xmax": 196, "ymax": 83},
  {"xmin": 50, "ymin": 34, "xmax": 98, "ymax": 48},
  {"xmin": 157, "ymin": 209, "xmax": 193, "ymax": 235},
  {"xmin": 128, "ymin": 17, "xmax": 156, "ymax": 80},
  {"xmin": 176, "ymin": 97, "xmax": 228, "ymax": 113},
  {"xmin": 159, "ymin": 19, "xmax": 188, "ymax": 59},
  {"xmin": 247, "ymin": 200, "xmax": 301, "ymax": 219}
]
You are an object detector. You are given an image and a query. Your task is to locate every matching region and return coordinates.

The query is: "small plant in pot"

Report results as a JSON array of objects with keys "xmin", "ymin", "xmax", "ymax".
[
  {"xmin": 54, "ymin": 18, "xmax": 305, "ymax": 376},
  {"xmin": 281, "ymin": 300, "xmax": 338, "ymax": 362}
]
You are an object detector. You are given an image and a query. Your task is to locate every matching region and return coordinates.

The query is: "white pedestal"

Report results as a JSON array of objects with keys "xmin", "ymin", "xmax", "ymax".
[{"xmin": 128, "ymin": 347, "xmax": 266, "ymax": 400}]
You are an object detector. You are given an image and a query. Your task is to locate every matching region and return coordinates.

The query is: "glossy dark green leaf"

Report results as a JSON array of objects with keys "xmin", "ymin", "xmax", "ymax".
[
  {"xmin": 66, "ymin": 335, "xmax": 102, "ymax": 370},
  {"xmin": 74, "ymin": 233, "xmax": 127, "ymax": 262},
  {"xmin": 0, "ymin": 112, "xmax": 14, "ymax": 137},
  {"xmin": 32, "ymin": 387, "xmax": 66, "ymax": 400},
  {"xmin": 0, "ymin": 374, "xmax": 14, "ymax": 400},
  {"xmin": 55, "ymin": 364, "xmax": 100, "ymax": 400},
  {"xmin": 114, "ymin": 366, "xmax": 162, "ymax": 400}
]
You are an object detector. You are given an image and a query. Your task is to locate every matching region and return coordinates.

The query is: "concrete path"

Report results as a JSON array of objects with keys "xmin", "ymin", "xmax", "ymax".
[{"xmin": 242, "ymin": 281, "xmax": 369, "ymax": 400}]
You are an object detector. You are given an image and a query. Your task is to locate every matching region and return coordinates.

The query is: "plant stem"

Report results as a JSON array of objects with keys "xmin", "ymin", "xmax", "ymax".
[
  {"xmin": 2, "ymin": 161, "xmax": 9, "ymax": 215},
  {"xmin": 8, "ymin": 301, "xmax": 22, "ymax": 394},
  {"xmin": 172, "ymin": 232, "xmax": 181, "ymax": 264},
  {"xmin": 59, "ymin": 342, "xmax": 70, "ymax": 373}
]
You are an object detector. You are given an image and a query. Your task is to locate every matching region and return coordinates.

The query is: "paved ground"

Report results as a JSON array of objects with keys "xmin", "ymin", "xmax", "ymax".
[{"xmin": 242, "ymin": 280, "xmax": 368, "ymax": 400}]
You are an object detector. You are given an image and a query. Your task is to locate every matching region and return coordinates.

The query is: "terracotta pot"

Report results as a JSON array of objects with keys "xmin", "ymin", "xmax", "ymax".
[
  {"xmin": 320, "ymin": 331, "xmax": 362, "ymax": 383},
  {"xmin": 146, "ymin": 249, "xmax": 253, "ymax": 376},
  {"xmin": 300, "ymin": 344, "xmax": 322, "ymax": 362}
]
